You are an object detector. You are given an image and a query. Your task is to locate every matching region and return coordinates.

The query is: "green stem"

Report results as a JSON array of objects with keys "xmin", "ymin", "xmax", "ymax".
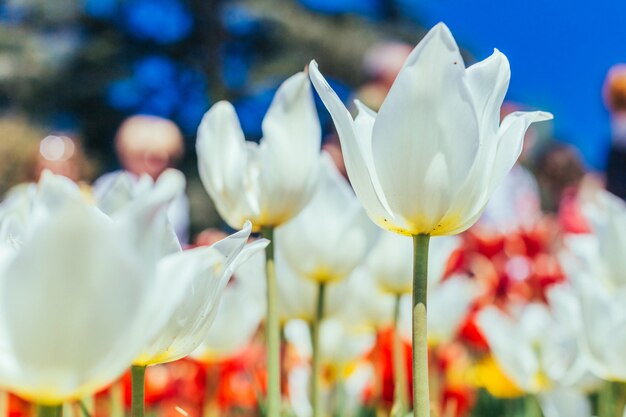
[
  {"xmin": 312, "ymin": 282, "xmax": 326, "ymax": 417},
  {"xmin": 525, "ymin": 395, "xmax": 542, "ymax": 417},
  {"xmin": 599, "ymin": 381, "xmax": 614, "ymax": 417},
  {"xmin": 261, "ymin": 227, "xmax": 280, "ymax": 417},
  {"xmin": 131, "ymin": 364, "xmax": 147, "ymax": 417},
  {"xmin": 37, "ymin": 404, "xmax": 62, "ymax": 417},
  {"xmin": 412, "ymin": 234, "xmax": 430, "ymax": 417},
  {"xmin": 78, "ymin": 401, "xmax": 92, "ymax": 417},
  {"xmin": 391, "ymin": 294, "xmax": 408, "ymax": 417}
]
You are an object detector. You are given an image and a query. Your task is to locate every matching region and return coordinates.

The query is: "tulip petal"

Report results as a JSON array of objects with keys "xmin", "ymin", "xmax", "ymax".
[
  {"xmin": 491, "ymin": 111, "xmax": 553, "ymax": 193},
  {"xmin": 465, "ymin": 49, "xmax": 510, "ymax": 135},
  {"xmin": 309, "ymin": 62, "xmax": 399, "ymax": 231},
  {"xmin": 371, "ymin": 23, "xmax": 479, "ymax": 233},
  {"xmin": 196, "ymin": 101, "xmax": 251, "ymax": 228},
  {"xmin": 114, "ymin": 169, "xmax": 185, "ymax": 260},
  {"xmin": 538, "ymin": 389, "xmax": 591, "ymax": 417},
  {"xmin": 477, "ymin": 307, "xmax": 539, "ymax": 391},
  {"xmin": 253, "ymin": 72, "xmax": 322, "ymax": 226},
  {"xmin": 0, "ymin": 203, "xmax": 149, "ymax": 402},
  {"xmin": 261, "ymin": 72, "xmax": 321, "ymax": 158},
  {"xmin": 137, "ymin": 246, "xmax": 228, "ymax": 365}
]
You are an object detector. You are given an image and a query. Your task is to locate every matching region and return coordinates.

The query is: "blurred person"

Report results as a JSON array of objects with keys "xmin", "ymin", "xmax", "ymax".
[
  {"xmin": 603, "ymin": 64, "xmax": 626, "ymax": 199},
  {"xmin": 93, "ymin": 115, "xmax": 190, "ymax": 244},
  {"xmin": 533, "ymin": 141, "xmax": 591, "ymax": 233}
]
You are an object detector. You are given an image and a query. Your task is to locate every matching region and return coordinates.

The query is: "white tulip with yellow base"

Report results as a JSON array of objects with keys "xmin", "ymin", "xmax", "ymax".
[
  {"xmin": 196, "ymin": 71, "xmax": 322, "ymax": 417},
  {"xmin": 310, "ymin": 22, "xmax": 553, "ymax": 417},
  {"xmin": 276, "ymin": 154, "xmax": 378, "ymax": 417},
  {"xmin": 477, "ymin": 303, "xmax": 594, "ymax": 417},
  {"xmin": 196, "ymin": 71, "xmax": 321, "ymax": 231},
  {"xmin": 0, "ymin": 173, "xmax": 192, "ymax": 412},
  {"xmin": 134, "ymin": 222, "xmax": 267, "ymax": 367},
  {"xmin": 276, "ymin": 154, "xmax": 379, "ymax": 285},
  {"xmin": 309, "ymin": 24, "xmax": 552, "ymax": 238}
]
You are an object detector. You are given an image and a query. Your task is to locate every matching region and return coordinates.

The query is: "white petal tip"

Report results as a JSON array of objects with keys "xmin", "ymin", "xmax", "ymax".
[
  {"xmin": 428, "ymin": 22, "xmax": 456, "ymax": 46},
  {"xmin": 432, "ymin": 22, "xmax": 451, "ymax": 32},
  {"xmin": 537, "ymin": 111, "xmax": 554, "ymax": 121},
  {"xmin": 254, "ymin": 238, "xmax": 270, "ymax": 250},
  {"xmin": 157, "ymin": 169, "xmax": 186, "ymax": 193}
]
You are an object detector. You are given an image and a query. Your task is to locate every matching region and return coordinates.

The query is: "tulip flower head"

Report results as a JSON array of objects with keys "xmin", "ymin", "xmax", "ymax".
[
  {"xmin": 276, "ymin": 154, "xmax": 379, "ymax": 284},
  {"xmin": 134, "ymin": 221, "xmax": 268, "ymax": 366},
  {"xmin": 0, "ymin": 172, "xmax": 193, "ymax": 405},
  {"xmin": 309, "ymin": 23, "xmax": 553, "ymax": 237},
  {"xmin": 196, "ymin": 71, "xmax": 321, "ymax": 231}
]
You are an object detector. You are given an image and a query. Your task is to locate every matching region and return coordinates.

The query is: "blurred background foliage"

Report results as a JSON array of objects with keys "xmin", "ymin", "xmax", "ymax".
[{"xmin": 0, "ymin": 0, "xmax": 436, "ymax": 170}]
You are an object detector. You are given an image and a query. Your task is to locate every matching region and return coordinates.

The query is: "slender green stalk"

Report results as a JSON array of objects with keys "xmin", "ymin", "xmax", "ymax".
[
  {"xmin": 312, "ymin": 282, "xmax": 326, "ymax": 417},
  {"xmin": 261, "ymin": 227, "xmax": 280, "ymax": 417},
  {"xmin": 599, "ymin": 381, "xmax": 614, "ymax": 417},
  {"xmin": 78, "ymin": 401, "xmax": 92, "ymax": 417},
  {"xmin": 37, "ymin": 404, "xmax": 62, "ymax": 417},
  {"xmin": 524, "ymin": 395, "xmax": 542, "ymax": 417},
  {"xmin": 412, "ymin": 234, "xmax": 430, "ymax": 417},
  {"xmin": 131, "ymin": 364, "xmax": 147, "ymax": 417},
  {"xmin": 391, "ymin": 294, "xmax": 408, "ymax": 417}
]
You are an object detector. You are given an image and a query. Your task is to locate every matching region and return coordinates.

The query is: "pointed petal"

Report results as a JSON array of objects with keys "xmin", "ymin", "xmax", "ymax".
[
  {"xmin": 370, "ymin": 23, "xmax": 479, "ymax": 233},
  {"xmin": 490, "ymin": 111, "xmax": 553, "ymax": 192},
  {"xmin": 137, "ymin": 246, "xmax": 226, "ymax": 365},
  {"xmin": 465, "ymin": 49, "xmax": 510, "ymax": 134},
  {"xmin": 196, "ymin": 101, "xmax": 250, "ymax": 229},
  {"xmin": 261, "ymin": 72, "xmax": 321, "ymax": 156},
  {"xmin": 309, "ymin": 62, "xmax": 397, "ymax": 231},
  {"xmin": 95, "ymin": 173, "xmax": 136, "ymax": 216}
]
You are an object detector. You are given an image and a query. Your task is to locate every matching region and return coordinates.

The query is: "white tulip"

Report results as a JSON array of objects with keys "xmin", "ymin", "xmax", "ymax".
[
  {"xmin": 196, "ymin": 71, "xmax": 321, "ymax": 230},
  {"xmin": 0, "ymin": 173, "xmax": 191, "ymax": 405},
  {"xmin": 135, "ymin": 222, "xmax": 268, "ymax": 366},
  {"xmin": 276, "ymin": 154, "xmax": 379, "ymax": 284},
  {"xmin": 553, "ymin": 265, "xmax": 626, "ymax": 381},
  {"xmin": 477, "ymin": 303, "xmax": 590, "ymax": 393},
  {"xmin": 309, "ymin": 23, "xmax": 552, "ymax": 236},
  {"xmin": 577, "ymin": 189, "xmax": 626, "ymax": 288}
]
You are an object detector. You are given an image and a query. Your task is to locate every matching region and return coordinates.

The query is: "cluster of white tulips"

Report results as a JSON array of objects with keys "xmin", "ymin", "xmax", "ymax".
[
  {"xmin": 0, "ymin": 22, "xmax": 558, "ymax": 417},
  {"xmin": 471, "ymin": 187, "xmax": 626, "ymax": 417},
  {"xmin": 0, "ymin": 169, "xmax": 267, "ymax": 415},
  {"xmin": 194, "ymin": 21, "xmax": 551, "ymax": 417}
]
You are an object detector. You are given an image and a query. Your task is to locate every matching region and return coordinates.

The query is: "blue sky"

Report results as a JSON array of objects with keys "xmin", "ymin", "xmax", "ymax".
[{"xmin": 399, "ymin": 0, "xmax": 626, "ymax": 170}]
